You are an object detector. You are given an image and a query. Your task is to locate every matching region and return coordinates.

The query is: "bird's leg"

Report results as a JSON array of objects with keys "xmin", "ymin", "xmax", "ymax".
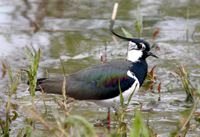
[{"xmin": 107, "ymin": 107, "xmax": 111, "ymax": 130}]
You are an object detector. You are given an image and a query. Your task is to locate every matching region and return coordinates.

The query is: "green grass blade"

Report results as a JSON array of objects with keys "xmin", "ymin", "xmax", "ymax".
[
  {"xmin": 127, "ymin": 83, "xmax": 138, "ymax": 106},
  {"xmin": 130, "ymin": 110, "xmax": 149, "ymax": 137},
  {"xmin": 26, "ymin": 47, "xmax": 41, "ymax": 97},
  {"xmin": 121, "ymin": 27, "xmax": 133, "ymax": 38},
  {"xmin": 64, "ymin": 115, "xmax": 96, "ymax": 137},
  {"xmin": 118, "ymin": 80, "xmax": 124, "ymax": 107}
]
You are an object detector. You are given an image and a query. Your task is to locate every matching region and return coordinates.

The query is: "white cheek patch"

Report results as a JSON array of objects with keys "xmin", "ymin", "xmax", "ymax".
[
  {"xmin": 128, "ymin": 41, "xmax": 137, "ymax": 50},
  {"xmin": 127, "ymin": 50, "xmax": 143, "ymax": 62}
]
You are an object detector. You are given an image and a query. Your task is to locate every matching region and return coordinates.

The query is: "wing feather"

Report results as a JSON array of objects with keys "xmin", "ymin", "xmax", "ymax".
[{"xmin": 66, "ymin": 60, "xmax": 135, "ymax": 100}]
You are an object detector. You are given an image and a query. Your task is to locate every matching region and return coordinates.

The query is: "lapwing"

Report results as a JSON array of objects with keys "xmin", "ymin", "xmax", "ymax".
[{"xmin": 34, "ymin": 28, "xmax": 158, "ymax": 127}]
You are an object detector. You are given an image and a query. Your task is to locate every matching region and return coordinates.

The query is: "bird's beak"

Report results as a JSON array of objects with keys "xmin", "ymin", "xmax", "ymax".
[{"xmin": 148, "ymin": 51, "xmax": 158, "ymax": 58}]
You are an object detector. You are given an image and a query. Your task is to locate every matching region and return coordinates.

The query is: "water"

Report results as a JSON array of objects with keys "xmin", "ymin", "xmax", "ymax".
[{"xmin": 0, "ymin": 0, "xmax": 200, "ymax": 136}]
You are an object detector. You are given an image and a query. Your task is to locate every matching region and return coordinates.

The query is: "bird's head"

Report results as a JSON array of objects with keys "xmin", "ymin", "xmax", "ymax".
[
  {"xmin": 127, "ymin": 39, "xmax": 158, "ymax": 62},
  {"xmin": 110, "ymin": 29, "xmax": 158, "ymax": 62}
]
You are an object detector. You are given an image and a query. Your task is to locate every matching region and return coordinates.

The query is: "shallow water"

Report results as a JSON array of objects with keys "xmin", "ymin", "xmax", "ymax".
[{"xmin": 0, "ymin": 0, "xmax": 200, "ymax": 136}]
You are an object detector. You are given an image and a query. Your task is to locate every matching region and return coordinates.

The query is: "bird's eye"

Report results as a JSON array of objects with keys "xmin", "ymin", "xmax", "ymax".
[
  {"xmin": 139, "ymin": 43, "xmax": 146, "ymax": 50},
  {"xmin": 137, "ymin": 43, "xmax": 142, "ymax": 49}
]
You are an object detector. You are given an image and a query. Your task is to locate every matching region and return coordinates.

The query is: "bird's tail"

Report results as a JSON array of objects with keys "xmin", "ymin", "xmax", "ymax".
[{"xmin": 27, "ymin": 77, "xmax": 65, "ymax": 95}]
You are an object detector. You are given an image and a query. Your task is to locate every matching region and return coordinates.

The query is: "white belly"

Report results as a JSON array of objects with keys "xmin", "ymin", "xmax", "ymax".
[{"xmin": 92, "ymin": 79, "xmax": 140, "ymax": 108}]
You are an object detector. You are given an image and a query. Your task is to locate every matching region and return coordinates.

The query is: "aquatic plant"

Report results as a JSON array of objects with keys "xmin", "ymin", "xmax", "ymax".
[
  {"xmin": 0, "ymin": 63, "xmax": 19, "ymax": 137},
  {"xmin": 113, "ymin": 79, "xmax": 137, "ymax": 136},
  {"xmin": 112, "ymin": 80, "xmax": 155, "ymax": 137},
  {"xmin": 25, "ymin": 107, "xmax": 96, "ymax": 137},
  {"xmin": 130, "ymin": 110, "xmax": 149, "ymax": 137},
  {"xmin": 171, "ymin": 89, "xmax": 199, "ymax": 137},
  {"xmin": 25, "ymin": 47, "xmax": 41, "ymax": 98},
  {"xmin": 134, "ymin": 7, "xmax": 143, "ymax": 38},
  {"xmin": 175, "ymin": 65, "xmax": 195, "ymax": 102},
  {"xmin": 120, "ymin": 7, "xmax": 143, "ymax": 38},
  {"xmin": 170, "ymin": 66, "xmax": 199, "ymax": 137}
]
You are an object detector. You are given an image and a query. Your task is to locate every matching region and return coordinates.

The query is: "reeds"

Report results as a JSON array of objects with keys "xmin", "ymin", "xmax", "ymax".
[
  {"xmin": 0, "ymin": 62, "xmax": 20, "ymax": 137},
  {"xmin": 116, "ymin": 81, "xmax": 153, "ymax": 137},
  {"xmin": 130, "ymin": 110, "xmax": 149, "ymax": 137},
  {"xmin": 169, "ymin": 65, "xmax": 199, "ymax": 137},
  {"xmin": 176, "ymin": 65, "xmax": 195, "ymax": 102},
  {"xmin": 25, "ymin": 47, "xmax": 41, "ymax": 98}
]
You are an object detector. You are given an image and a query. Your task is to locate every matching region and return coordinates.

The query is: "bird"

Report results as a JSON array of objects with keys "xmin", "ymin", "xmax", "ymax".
[{"xmin": 34, "ymin": 29, "xmax": 158, "ymax": 126}]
